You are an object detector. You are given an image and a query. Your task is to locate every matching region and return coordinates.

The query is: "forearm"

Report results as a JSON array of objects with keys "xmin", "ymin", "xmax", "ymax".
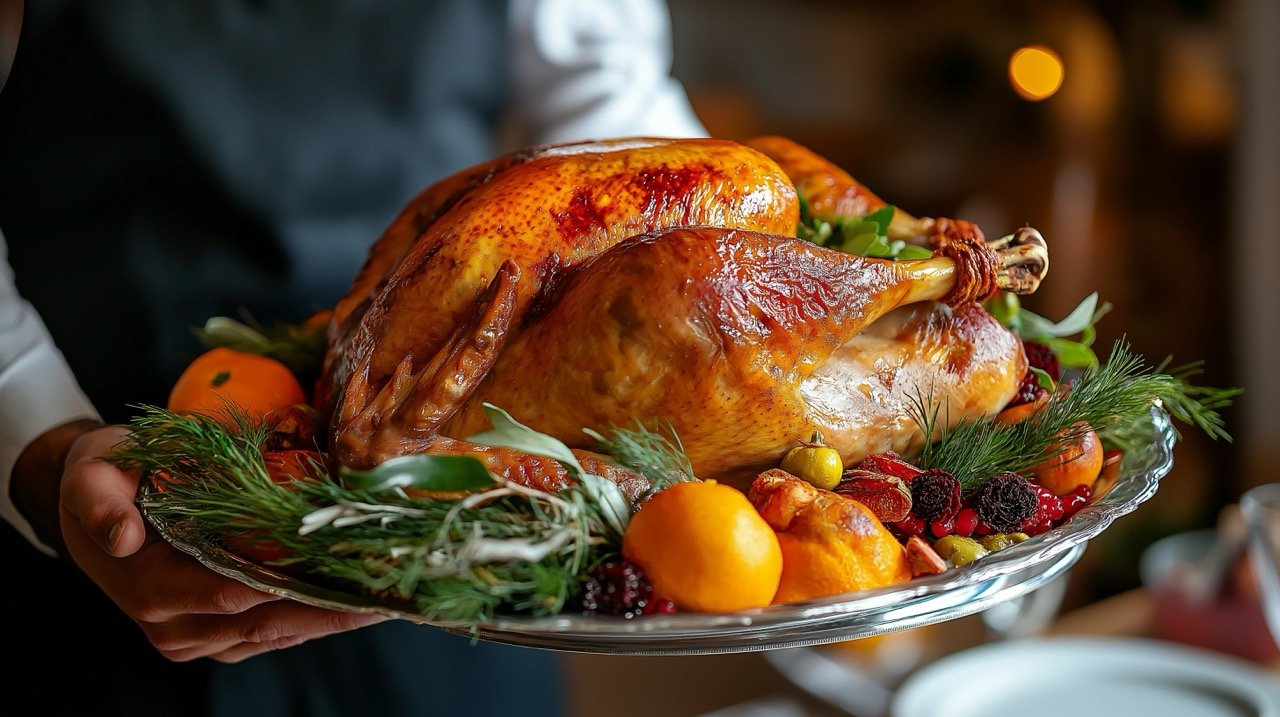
[
  {"xmin": 11, "ymin": 418, "xmax": 104, "ymax": 555},
  {"xmin": 1, "ymin": 228, "xmax": 102, "ymax": 554}
]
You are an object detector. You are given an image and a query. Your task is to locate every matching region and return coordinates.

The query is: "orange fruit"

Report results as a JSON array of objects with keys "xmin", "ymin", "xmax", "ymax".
[
  {"xmin": 622, "ymin": 481, "xmax": 783, "ymax": 612},
  {"xmin": 1030, "ymin": 422, "xmax": 1104, "ymax": 496},
  {"xmin": 995, "ymin": 393, "xmax": 1049, "ymax": 425},
  {"xmin": 168, "ymin": 347, "xmax": 307, "ymax": 424}
]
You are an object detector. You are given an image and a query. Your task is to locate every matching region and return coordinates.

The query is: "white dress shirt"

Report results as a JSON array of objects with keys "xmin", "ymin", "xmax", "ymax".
[{"xmin": 0, "ymin": 0, "xmax": 707, "ymax": 555}]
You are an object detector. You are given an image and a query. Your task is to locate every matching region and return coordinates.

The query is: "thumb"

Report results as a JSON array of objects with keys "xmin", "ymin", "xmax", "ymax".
[{"xmin": 60, "ymin": 426, "xmax": 146, "ymax": 557}]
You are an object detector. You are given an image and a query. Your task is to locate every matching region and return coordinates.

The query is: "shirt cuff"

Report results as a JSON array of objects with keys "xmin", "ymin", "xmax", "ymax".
[
  {"xmin": 0, "ymin": 340, "xmax": 100, "ymax": 556},
  {"xmin": 511, "ymin": 0, "xmax": 709, "ymax": 145}
]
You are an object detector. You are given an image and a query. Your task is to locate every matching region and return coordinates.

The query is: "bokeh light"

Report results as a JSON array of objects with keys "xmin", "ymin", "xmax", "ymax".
[{"xmin": 1009, "ymin": 45, "xmax": 1065, "ymax": 101}]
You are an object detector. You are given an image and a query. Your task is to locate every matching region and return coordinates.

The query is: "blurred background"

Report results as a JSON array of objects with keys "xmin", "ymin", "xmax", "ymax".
[
  {"xmin": 669, "ymin": 0, "xmax": 1272, "ymax": 607},
  {"xmin": 1, "ymin": 1, "xmax": 1276, "ymax": 715},
  {"xmin": 569, "ymin": 0, "xmax": 1279, "ymax": 713}
]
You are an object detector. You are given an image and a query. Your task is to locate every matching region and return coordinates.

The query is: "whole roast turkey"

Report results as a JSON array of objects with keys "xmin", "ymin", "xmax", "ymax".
[{"xmin": 318, "ymin": 136, "xmax": 1048, "ymax": 495}]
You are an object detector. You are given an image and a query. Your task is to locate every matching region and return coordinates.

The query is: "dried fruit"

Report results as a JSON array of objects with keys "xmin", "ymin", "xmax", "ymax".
[
  {"xmin": 780, "ymin": 431, "xmax": 844, "ymax": 490},
  {"xmin": 1031, "ymin": 423, "xmax": 1104, "ymax": 496},
  {"xmin": 857, "ymin": 452, "xmax": 924, "ymax": 482},
  {"xmin": 976, "ymin": 472, "xmax": 1039, "ymax": 533},
  {"xmin": 909, "ymin": 469, "xmax": 962, "ymax": 523},
  {"xmin": 833, "ymin": 470, "xmax": 912, "ymax": 522},
  {"xmin": 751, "ymin": 470, "xmax": 912, "ymax": 603},
  {"xmin": 906, "ymin": 536, "xmax": 947, "ymax": 577}
]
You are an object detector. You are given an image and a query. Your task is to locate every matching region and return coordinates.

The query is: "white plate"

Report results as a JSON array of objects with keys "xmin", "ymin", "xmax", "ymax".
[{"xmin": 892, "ymin": 636, "xmax": 1280, "ymax": 717}]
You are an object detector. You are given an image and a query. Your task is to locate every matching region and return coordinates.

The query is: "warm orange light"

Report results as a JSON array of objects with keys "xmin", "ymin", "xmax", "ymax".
[{"xmin": 1009, "ymin": 45, "xmax": 1064, "ymax": 101}]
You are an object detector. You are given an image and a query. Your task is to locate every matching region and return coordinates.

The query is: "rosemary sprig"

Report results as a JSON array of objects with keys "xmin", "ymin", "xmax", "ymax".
[
  {"xmin": 911, "ymin": 340, "xmax": 1237, "ymax": 490},
  {"xmin": 110, "ymin": 406, "xmax": 643, "ymax": 623},
  {"xmin": 584, "ymin": 421, "xmax": 697, "ymax": 498}
]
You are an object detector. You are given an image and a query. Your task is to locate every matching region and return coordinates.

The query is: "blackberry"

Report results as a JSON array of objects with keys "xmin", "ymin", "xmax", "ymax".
[
  {"xmin": 1023, "ymin": 340, "xmax": 1061, "ymax": 382},
  {"xmin": 579, "ymin": 560, "xmax": 654, "ymax": 618},
  {"xmin": 909, "ymin": 469, "xmax": 962, "ymax": 523},
  {"xmin": 976, "ymin": 472, "xmax": 1039, "ymax": 533}
]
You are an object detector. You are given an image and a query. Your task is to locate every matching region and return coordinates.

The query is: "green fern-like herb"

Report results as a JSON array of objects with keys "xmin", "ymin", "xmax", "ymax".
[
  {"xmin": 110, "ymin": 406, "xmax": 677, "ymax": 623},
  {"xmin": 584, "ymin": 420, "xmax": 697, "ymax": 498},
  {"xmin": 911, "ymin": 340, "xmax": 1238, "ymax": 491}
]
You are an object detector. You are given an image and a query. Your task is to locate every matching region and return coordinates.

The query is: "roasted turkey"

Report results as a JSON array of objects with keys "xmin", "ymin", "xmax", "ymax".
[{"xmin": 319, "ymin": 137, "xmax": 1048, "ymax": 492}]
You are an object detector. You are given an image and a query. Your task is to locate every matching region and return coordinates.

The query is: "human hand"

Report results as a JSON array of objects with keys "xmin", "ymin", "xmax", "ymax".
[{"xmin": 58, "ymin": 426, "xmax": 386, "ymax": 663}]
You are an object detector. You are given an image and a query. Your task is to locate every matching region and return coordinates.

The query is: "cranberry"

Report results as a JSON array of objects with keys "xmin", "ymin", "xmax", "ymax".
[
  {"xmin": 1063, "ymin": 485, "xmax": 1093, "ymax": 518},
  {"xmin": 930, "ymin": 517, "xmax": 955, "ymax": 538},
  {"xmin": 975, "ymin": 521, "xmax": 995, "ymax": 536},
  {"xmin": 642, "ymin": 598, "xmax": 679, "ymax": 616},
  {"xmin": 1022, "ymin": 517, "xmax": 1053, "ymax": 536},
  {"xmin": 1046, "ymin": 494, "xmax": 1065, "ymax": 522},
  {"xmin": 953, "ymin": 508, "xmax": 979, "ymax": 537},
  {"xmin": 580, "ymin": 560, "xmax": 655, "ymax": 618},
  {"xmin": 895, "ymin": 515, "xmax": 926, "ymax": 537}
]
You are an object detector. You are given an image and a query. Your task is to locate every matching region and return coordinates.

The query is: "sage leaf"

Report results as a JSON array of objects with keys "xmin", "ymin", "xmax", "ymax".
[
  {"xmin": 469, "ymin": 404, "xmax": 588, "ymax": 477},
  {"xmin": 340, "ymin": 455, "xmax": 495, "ymax": 493}
]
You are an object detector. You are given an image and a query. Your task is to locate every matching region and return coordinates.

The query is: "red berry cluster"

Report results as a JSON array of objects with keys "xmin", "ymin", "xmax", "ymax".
[
  {"xmin": 1023, "ymin": 340, "xmax": 1061, "ymax": 381},
  {"xmin": 579, "ymin": 560, "xmax": 678, "ymax": 618},
  {"xmin": 1007, "ymin": 340, "xmax": 1061, "ymax": 408},
  {"xmin": 858, "ymin": 450, "xmax": 1095, "ymax": 543},
  {"xmin": 1021, "ymin": 484, "xmax": 1093, "ymax": 535}
]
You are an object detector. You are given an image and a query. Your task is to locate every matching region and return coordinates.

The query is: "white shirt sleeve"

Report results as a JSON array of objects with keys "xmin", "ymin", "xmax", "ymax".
[
  {"xmin": 0, "ymin": 229, "xmax": 101, "ymax": 555},
  {"xmin": 510, "ymin": 0, "xmax": 708, "ymax": 145}
]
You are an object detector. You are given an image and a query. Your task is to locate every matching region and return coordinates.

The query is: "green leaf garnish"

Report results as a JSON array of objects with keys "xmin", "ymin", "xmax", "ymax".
[
  {"xmin": 340, "ymin": 455, "xmax": 495, "ymax": 493},
  {"xmin": 985, "ymin": 292, "xmax": 1113, "ymax": 369},
  {"xmin": 196, "ymin": 315, "xmax": 328, "ymax": 376},
  {"xmin": 796, "ymin": 194, "xmax": 930, "ymax": 261},
  {"xmin": 469, "ymin": 404, "xmax": 588, "ymax": 477},
  {"xmin": 109, "ymin": 404, "xmax": 657, "ymax": 623},
  {"xmin": 1029, "ymin": 367, "xmax": 1055, "ymax": 391},
  {"xmin": 468, "ymin": 403, "xmax": 630, "ymax": 537}
]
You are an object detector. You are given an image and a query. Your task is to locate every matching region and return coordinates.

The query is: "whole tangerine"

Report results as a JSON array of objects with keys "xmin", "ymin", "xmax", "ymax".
[
  {"xmin": 622, "ymin": 481, "xmax": 782, "ymax": 613},
  {"xmin": 168, "ymin": 347, "xmax": 307, "ymax": 424},
  {"xmin": 1030, "ymin": 422, "xmax": 1104, "ymax": 496}
]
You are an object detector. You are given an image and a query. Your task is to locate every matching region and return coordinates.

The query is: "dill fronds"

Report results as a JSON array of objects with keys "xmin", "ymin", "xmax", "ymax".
[
  {"xmin": 584, "ymin": 420, "xmax": 698, "ymax": 497},
  {"xmin": 911, "ymin": 340, "xmax": 1237, "ymax": 491},
  {"xmin": 111, "ymin": 407, "xmax": 623, "ymax": 623}
]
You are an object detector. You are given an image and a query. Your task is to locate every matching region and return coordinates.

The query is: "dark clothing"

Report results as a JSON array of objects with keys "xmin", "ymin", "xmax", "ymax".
[{"xmin": 0, "ymin": 2, "xmax": 565, "ymax": 714}]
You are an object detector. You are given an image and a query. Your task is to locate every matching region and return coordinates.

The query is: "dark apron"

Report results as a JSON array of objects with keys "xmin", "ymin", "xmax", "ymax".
[{"xmin": 0, "ymin": 2, "xmax": 566, "ymax": 714}]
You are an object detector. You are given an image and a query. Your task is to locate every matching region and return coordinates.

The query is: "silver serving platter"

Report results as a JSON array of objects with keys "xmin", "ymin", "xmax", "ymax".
[{"xmin": 142, "ymin": 408, "xmax": 1175, "ymax": 656}]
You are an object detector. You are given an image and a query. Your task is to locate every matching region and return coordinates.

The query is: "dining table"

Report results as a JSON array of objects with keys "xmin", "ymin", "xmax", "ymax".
[{"xmin": 562, "ymin": 586, "xmax": 1280, "ymax": 717}]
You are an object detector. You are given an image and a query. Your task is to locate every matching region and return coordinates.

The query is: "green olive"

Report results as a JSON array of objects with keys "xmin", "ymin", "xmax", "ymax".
[
  {"xmin": 934, "ymin": 535, "xmax": 990, "ymax": 567},
  {"xmin": 780, "ymin": 431, "xmax": 843, "ymax": 490},
  {"xmin": 980, "ymin": 534, "xmax": 1016, "ymax": 552}
]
